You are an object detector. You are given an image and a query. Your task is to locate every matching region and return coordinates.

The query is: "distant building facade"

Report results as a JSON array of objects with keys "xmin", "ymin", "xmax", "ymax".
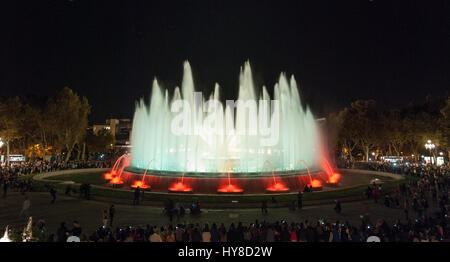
[{"xmin": 92, "ymin": 118, "xmax": 132, "ymax": 149}]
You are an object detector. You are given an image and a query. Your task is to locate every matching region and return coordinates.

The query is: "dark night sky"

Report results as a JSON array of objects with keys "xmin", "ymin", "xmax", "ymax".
[{"xmin": 2, "ymin": 0, "xmax": 450, "ymax": 123}]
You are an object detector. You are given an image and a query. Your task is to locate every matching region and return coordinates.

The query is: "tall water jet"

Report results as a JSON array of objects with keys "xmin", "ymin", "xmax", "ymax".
[{"xmin": 130, "ymin": 61, "xmax": 321, "ymax": 174}]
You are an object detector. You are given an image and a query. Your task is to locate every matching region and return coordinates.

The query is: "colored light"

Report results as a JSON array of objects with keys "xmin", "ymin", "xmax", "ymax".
[
  {"xmin": 327, "ymin": 173, "xmax": 341, "ymax": 184},
  {"xmin": 266, "ymin": 183, "xmax": 290, "ymax": 192},
  {"xmin": 168, "ymin": 182, "xmax": 192, "ymax": 192},
  {"xmin": 111, "ymin": 177, "xmax": 123, "ymax": 184},
  {"xmin": 309, "ymin": 179, "xmax": 322, "ymax": 188},
  {"xmin": 217, "ymin": 184, "xmax": 243, "ymax": 193},
  {"xmin": 104, "ymin": 172, "xmax": 113, "ymax": 180},
  {"xmin": 131, "ymin": 180, "xmax": 150, "ymax": 189}
]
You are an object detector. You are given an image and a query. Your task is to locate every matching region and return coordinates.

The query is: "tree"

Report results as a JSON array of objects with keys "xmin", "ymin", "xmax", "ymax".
[
  {"xmin": 0, "ymin": 97, "xmax": 23, "ymax": 165},
  {"xmin": 347, "ymin": 100, "xmax": 380, "ymax": 162},
  {"xmin": 16, "ymin": 102, "xmax": 41, "ymax": 161},
  {"xmin": 381, "ymin": 110, "xmax": 406, "ymax": 156},
  {"xmin": 49, "ymin": 88, "xmax": 91, "ymax": 164},
  {"xmin": 35, "ymin": 98, "xmax": 56, "ymax": 161},
  {"xmin": 440, "ymin": 96, "xmax": 450, "ymax": 158},
  {"xmin": 402, "ymin": 105, "xmax": 441, "ymax": 159},
  {"xmin": 86, "ymin": 129, "xmax": 115, "ymax": 154},
  {"xmin": 330, "ymin": 109, "xmax": 358, "ymax": 160}
]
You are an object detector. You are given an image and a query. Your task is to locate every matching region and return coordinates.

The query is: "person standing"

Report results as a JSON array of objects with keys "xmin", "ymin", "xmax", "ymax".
[
  {"xmin": 133, "ymin": 187, "xmax": 141, "ymax": 205},
  {"xmin": 149, "ymin": 227, "xmax": 162, "ymax": 242},
  {"xmin": 261, "ymin": 200, "xmax": 268, "ymax": 214},
  {"xmin": 109, "ymin": 204, "xmax": 115, "ymax": 227},
  {"xmin": 50, "ymin": 187, "xmax": 57, "ymax": 204},
  {"xmin": 334, "ymin": 200, "xmax": 342, "ymax": 214},
  {"xmin": 202, "ymin": 224, "xmax": 211, "ymax": 242},
  {"xmin": 297, "ymin": 192, "xmax": 303, "ymax": 210},
  {"xmin": 102, "ymin": 209, "xmax": 109, "ymax": 228},
  {"xmin": 3, "ymin": 179, "xmax": 8, "ymax": 198},
  {"xmin": 57, "ymin": 222, "xmax": 68, "ymax": 242},
  {"xmin": 19, "ymin": 195, "xmax": 31, "ymax": 217}
]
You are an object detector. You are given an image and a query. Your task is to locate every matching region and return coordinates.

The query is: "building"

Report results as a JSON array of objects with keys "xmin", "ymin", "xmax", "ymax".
[{"xmin": 92, "ymin": 118, "xmax": 132, "ymax": 149}]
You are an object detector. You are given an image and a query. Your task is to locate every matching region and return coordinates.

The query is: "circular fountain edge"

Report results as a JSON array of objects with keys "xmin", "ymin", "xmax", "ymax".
[{"xmin": 124, "ymin": 166, "xmax": 324, "ymax": 178}]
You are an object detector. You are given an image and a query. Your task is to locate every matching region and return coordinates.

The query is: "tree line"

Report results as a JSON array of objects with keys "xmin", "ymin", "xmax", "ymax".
[
  {"xmin": 326, "ymin": 96, "xmax": 450, "ymax": 162},
  {"xmin": 0, "ymin": 87, "xmax": 113, "ymax": 165}
]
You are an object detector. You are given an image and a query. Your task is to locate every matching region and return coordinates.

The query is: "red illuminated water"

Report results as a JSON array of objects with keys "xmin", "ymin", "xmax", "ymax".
[
  {"xmin": 218, "ymin": 184, "xmax": 244, "ymax": 193},
  {"xmin": 327, "ymin": 173, "xmax": 341, "ymax": 184},
  {"xmin": 168, "ymin": 182, "xmax": 192, "ymax": 192},
  {"xmin": 266, "ymin": 182, "xmax": 290, "ymax": 192},
  {"xmin": 131, "ymin": 180, "xmax": 150, "ymax": 189},
  {"xmin": 105, "ymin": 154, "xmax": 130, "ymax": 185},
  {"xmin": 264, "ymin": 160, "xmax": 289, "ymax": 192},
  {"xmin": 130, "ymin": 159, "xmax": 154, "ymax": 189},
  {"xmin": 111, "ymin": 177, "xmax": 124, "ymax": 185},
  {"xmin": 218, "ymin": 171, "xmax": 243, "ymax": 193},
  {"xmin": 299, "ymin": 159, "xmax": 314, "ymax": 185},
  {"xmin": 308, "ymin": 179, "xmax": 322, "ymax": 188},
  {"xmin": 321, "ymin": 158, "xmax": 341, "ymax": 184}
]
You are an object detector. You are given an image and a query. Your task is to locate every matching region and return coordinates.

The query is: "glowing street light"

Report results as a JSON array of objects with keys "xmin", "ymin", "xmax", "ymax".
[
  {"xmin": 425, "ymin": 140, "xmax": 435, "ymax": 150},
  {"xmin": 424, "ymin": 140, "xmax": 436, "ymax": 164},
  {"xmin": 0, "ymin": 138, "xmax": 3, "ymax": 148}
]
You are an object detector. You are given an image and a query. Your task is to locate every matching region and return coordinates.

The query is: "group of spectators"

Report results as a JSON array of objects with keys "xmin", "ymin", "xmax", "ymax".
[
  {"xmin": 21, "ymin": 210, "xmax": 448, "ymax": 242},
  {"xmin": 2, "ymin": 157, "xmax": 449, "ymax": 242},
  {"xmin": 48, "ymin": 159, "xmax": 447, "ymax": 242},
  {"xmin": 12, "ymin": 163, "xmax": 449, "ymax": 242},
  {"xmin": 1, "ymin": 160, "xmax": 111, "ymax": 197}
]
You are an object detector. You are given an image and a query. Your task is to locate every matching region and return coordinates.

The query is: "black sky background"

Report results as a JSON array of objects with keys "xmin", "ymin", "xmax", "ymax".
[{"xmin": 2, "ymin": 0, "xmax": 450, "ymax": 124}]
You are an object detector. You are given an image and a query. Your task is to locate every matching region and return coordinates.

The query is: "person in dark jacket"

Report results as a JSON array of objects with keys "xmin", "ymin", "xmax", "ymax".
[
  {"xmin": 334, "ymin": 200, "xmax": 342, "ymax": 214},
  {"xmin": 297, "ymin": 192, "xmax": 303, "ymax": 209},
  {"xmin": 210, "ymin": 223, "xmax": 220, "ymax": 242},
  {"xmin": 50, "ymin": 187, "xmax": 57, "ymax": 204},
  {"xmin": 57, "ymin": 222, "xmax": 68, "ymax": 242},
  {"xmin": 109, "ymin": 204, "xmax": 115, "ymax": 227}
]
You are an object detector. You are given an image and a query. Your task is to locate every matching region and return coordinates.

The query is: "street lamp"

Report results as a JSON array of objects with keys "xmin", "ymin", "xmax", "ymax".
[{"xmin": 424, "ymin": 140, "xmax": 436, "ymax": 164}]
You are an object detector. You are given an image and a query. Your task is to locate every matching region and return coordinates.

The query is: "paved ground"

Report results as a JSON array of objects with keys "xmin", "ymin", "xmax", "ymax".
[{"xmin": 0, "ymin": 191, "xmax": 441, "ymax": 236}]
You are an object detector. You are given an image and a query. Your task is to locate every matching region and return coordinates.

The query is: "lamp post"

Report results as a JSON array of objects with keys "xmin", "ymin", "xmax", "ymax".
[{"xmin": 424, "ymin": 140, "xmax": 436, "ymax": 165}]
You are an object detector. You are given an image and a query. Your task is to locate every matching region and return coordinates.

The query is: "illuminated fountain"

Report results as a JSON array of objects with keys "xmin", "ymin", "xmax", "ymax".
[
  {"xmin": 106, "ymin": 61, "xmax": 340, "ymax": 194},
  {"xmin": 217, "ymin": 169, "xmax": 244, "ymax": 193},
  {"xmin": 131, "ymin": 160, "xmax": 153, "ymax": 189},
  {"xmin": 265, "ymin": 160, "xmax": 289, "ymax": 193}
]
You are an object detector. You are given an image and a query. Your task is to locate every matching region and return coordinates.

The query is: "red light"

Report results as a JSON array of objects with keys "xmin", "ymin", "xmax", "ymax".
[
  {"xmin": 131, "ymin": 180, "xmax": 150, "ymax": 189},
  {"xmin": 104, "ymin": 173, "xmax": 112, "ymax": 180},
  {"xmin": 217, "ymin": 184, "xmax": 243, "ymax": 193},
  {"xmin": 327, "ymin": 173, "xmax": 341, "ymax": 184},
  {"xmin": 168, "ymin": 182, "xmax": 192, "ymax": 192},
  {"xmin": 266, "ymin": 183, "xmax": 290, "ymax": 192},
  {"xmin": 309, "ymin": 179, "xmax": 322, "ymax": 188},
  {"xmin": 111, "ymin": 177, "xmax": 123, "ymax": 184}
]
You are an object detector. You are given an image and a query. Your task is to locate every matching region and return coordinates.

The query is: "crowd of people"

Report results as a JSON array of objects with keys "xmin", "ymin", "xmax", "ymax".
[
  {"xmin": 6, "ymin": 161, "xmax": 447, "ymax": 242},
  {"xmin": 1, "ymin": 160, "xmax": 111, "ymax": 197},
  {"xmin": 1, "ymin": 158, "xmax": 449, "ymax": 242},
  {"xmin": 17, "ymin": 210, "xmax": 449, "ymax": 242}
]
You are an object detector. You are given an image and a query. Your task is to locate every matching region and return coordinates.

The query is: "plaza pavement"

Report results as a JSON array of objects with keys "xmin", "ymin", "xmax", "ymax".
[{"xmin": 0, "ymin": 191, "xmax": 440, "ymax": 236}]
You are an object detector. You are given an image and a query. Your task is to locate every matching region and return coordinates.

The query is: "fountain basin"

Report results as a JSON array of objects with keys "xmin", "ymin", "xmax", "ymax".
[{"xmin": 119, "ymin": 168, "xmax": 326, "ymax": 194}]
